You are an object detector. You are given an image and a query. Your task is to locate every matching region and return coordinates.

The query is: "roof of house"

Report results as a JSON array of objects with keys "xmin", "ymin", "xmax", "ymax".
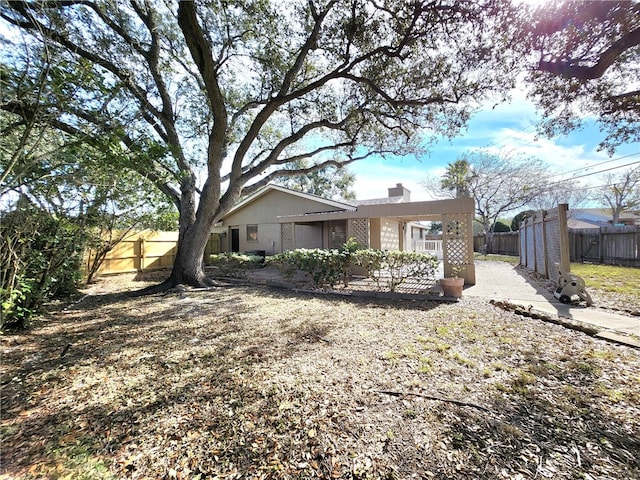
[
  {"xmin": 354, "ymin": 195, "xmax": 407, "ymax": 205},
  {"xmin": 565, "ymin": 208, "xmax": 640, "ymax": 230},
  {"xmin": 225, "ymin": 184, "xmax": 357, "ymax": 217}
]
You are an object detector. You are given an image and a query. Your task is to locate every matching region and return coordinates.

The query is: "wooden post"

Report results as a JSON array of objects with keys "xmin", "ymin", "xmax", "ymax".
[
  {"xmin": 139, "ymin": 237, "xmax": 145, "ymax": 272},
  {"xmin": 558, "ymin": 203, "xmax": 570, "ymax": 274}
]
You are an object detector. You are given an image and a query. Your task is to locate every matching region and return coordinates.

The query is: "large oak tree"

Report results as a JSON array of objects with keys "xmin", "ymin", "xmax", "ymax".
[{"xmin": 1, "ymin": 0, "xmax": 517, "ymax": 290}]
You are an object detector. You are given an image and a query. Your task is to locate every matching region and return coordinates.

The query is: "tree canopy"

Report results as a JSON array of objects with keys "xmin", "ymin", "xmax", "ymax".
[
  {"xmin": 273, "ymin": 160, "xmax": 356, "ymax": 201},
  {"xmin": 523, "ymin": 1, "xmax": 640, "ymax": 154},
  {"xmin": 598, "ymin": 166, "xmax": 640, "ymax": 224},
  {"xmin": 1, "ymin": 0, "xmax": 519, "ymax": 289}
]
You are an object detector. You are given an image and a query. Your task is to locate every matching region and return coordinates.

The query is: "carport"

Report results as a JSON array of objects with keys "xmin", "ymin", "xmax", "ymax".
[{"xmin": 277, "ymin": 197, "xmax": 476, "ymax": 285}]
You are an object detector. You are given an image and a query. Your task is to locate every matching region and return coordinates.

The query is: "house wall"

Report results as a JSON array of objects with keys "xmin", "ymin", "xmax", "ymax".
[
  {"xmin": 369, "ymin": 218, "xmax": 381, "ymax": 249},
  {"xmin": 218, "ymin": 189, "xmax": 338, "ymax": 254}
]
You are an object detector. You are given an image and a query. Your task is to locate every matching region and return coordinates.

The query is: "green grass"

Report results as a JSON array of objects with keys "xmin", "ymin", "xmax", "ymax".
[
  {"xmin": 474, "ymin": 253, "xmax": 520, "ymax": 265},
  {"xmin": 570, "ymin": 263, "xmax": 640, "ymax": 297}
]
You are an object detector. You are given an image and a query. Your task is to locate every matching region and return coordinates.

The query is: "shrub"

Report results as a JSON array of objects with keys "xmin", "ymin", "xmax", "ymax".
[
  {"xmin": 267, "ymin": 237, "xmax": 366, "ymax": 288},
  {"xmin": 1, "ymin": 206, "xmax": 87, "ymax": 329},
  {"xmin": 354, "ymin": 250, "xmax": 439, "ymax": 291},
  {"xmin": 268, "ymin": 239, "xmax": 439, "ymax": 292},
  {"xmin": 267, "ymin": 248, "xmax": 349, "ymax": 287},
  {"xmin": 208, "ymin": 253, "xmax": 264, "ymax": 277}
]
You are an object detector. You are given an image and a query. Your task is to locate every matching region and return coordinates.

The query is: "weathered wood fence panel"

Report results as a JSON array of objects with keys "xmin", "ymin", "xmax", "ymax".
[
  {"xmin": 89, "ymin": 231, "xmax": 222, "ymax": 276},
  {"xmin": 473, "ymin": 224, "xmax": 639, "ymax": 268},
  {"xmin": 473, "ymin": 232, "xmax": 519, "ymax": 256},
  {"xmin": 570, "ymin": 226, "xmax": 639, "ymax": 267},
  {"xmin": 519, "ymin": 205, "xmax": 570, "ymax": 281}
]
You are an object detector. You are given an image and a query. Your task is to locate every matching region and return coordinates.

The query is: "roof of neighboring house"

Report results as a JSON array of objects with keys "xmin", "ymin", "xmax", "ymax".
[
  {"xmin": 225, "ymin": 184, "xmax": 357, "ymax": 217},
  {"xmin": 354, "ymin": 195, "xmax": 407, "ymax": 205},
  {"xmin": 568, "ymin": 208, "xmax": 640, "ymax": 227},
  {"xmin": 567, "ymin": 218, "xmax": 604, "ymax": 230}
]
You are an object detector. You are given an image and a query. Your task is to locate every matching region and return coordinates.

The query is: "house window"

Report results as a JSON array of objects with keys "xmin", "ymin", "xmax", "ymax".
[{"xmin": 246, "ymin": 225, "xmax": 258, "ymax": 242}]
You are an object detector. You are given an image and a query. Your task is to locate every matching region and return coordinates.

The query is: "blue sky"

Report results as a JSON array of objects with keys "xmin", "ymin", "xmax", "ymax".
[{"xmin": 351, "ymin": 89, "xmax": 640, "ymax": 203}]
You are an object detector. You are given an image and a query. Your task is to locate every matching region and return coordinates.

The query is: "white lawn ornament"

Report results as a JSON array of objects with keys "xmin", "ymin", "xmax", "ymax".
[{"xmin": 553, "ymin": 263, "xmax": 594, "ymax": 306}]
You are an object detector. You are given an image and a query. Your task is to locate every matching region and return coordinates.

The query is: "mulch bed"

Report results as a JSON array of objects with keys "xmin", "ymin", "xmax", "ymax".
[{"xmin": 1, "ymin": 271, "xmax": 639, "ymax": 479}]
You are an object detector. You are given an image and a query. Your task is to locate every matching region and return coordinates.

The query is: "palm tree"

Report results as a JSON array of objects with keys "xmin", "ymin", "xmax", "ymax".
[{"xmin": 440, "ymin": 159, "xmax": 472, "ymax": 198}]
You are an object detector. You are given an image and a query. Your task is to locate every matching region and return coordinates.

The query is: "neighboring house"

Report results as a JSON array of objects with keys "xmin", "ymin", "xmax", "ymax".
[
  {"xmin": 212, "ymin": 183, "xmax": 476, "ymax": 283},
  {"xmin": 567, "ymin": 208, "xmax": 640, "ymax": 230}
]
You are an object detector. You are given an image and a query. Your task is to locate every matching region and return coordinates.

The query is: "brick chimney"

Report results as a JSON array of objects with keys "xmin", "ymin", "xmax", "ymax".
[{"xmin": 388, "ymin": 183, "xmax": 411, "ymax": 202}]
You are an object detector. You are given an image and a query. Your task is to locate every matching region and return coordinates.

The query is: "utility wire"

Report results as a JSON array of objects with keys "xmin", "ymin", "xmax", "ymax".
[
  {"xmin": 546, "ymin": 159, "xmax": 640, "ymax": 187},
  {"xmin": 545, "ymin": 152, "xmax": 640, "ymax": 181}
]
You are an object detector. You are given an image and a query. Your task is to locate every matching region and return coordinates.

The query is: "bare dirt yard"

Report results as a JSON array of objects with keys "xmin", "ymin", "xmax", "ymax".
[{"xmin": 2, "ymin": 271, "xmax": 639, "ymax": 480}]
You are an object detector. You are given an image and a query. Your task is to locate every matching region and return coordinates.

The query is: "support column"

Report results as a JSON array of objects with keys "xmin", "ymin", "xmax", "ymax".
[{"xmin": 442, "ymin": 213, "xmax": 475, "ymax": 285}]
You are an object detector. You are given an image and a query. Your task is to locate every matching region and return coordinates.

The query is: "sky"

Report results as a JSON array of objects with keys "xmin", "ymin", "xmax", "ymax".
[{"xmin": 350, "ymin": 88, "xmax": 640, "ymax": 204}]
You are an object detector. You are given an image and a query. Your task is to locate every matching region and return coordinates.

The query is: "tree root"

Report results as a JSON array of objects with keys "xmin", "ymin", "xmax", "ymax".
[
  {"xmin": 129, "ymin": 275, "xmax": 219, "ymax": 297},
  {"xmin": 377, "ymin": 390, "xmax": 491, "ymax": 412}
]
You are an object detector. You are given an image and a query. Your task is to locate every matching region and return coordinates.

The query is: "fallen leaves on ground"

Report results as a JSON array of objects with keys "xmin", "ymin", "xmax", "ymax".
[{"xmin": 1, "ymin": 271, "xmax": 639, "ymax": 479}]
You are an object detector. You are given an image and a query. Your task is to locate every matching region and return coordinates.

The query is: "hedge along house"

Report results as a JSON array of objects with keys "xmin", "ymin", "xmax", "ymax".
[{"xmin": 212, "ymin": 183, "xmax": 476, "ymax": 285}]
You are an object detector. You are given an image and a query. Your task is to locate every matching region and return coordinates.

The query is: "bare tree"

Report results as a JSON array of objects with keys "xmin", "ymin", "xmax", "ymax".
[
  {"xmin": 598, "ymin": 166, "xmax": 640, "ymax": 224},
  {"xmin": 424, "ymin": 150, "xmax": 551, "ymax": 252}
]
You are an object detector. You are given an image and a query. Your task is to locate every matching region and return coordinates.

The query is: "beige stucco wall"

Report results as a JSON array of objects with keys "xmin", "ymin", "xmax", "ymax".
[
  {"xmin": 369, "ymin": 218, "xmax": 381, "ymax": 250},
  {"xmin": 215, "ymin": 190, "xmax": 339, "ymax": 254}
]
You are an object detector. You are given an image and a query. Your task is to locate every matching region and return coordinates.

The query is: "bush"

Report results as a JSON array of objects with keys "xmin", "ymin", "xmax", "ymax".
[
  {"xmin": 1, "ymin": 206, "xmax": 87, "ymax": 329},
  {"xmin": 208, "ymin": 253, "xmax": 264, "ymax": 277},
  {"xmin": 354, "ymin": 250, "xmax": 439, "ymax": 291},
  {"xmin": 268, "ymin": 239, "xmax": 439, "ymax": 291},
  {"xmin": 492, "ymin": 220, "xmax": 512, "ymax": 232},
  {"xmin": 267, "ymin": 248, "xmax": 350, "ymax": 287}
]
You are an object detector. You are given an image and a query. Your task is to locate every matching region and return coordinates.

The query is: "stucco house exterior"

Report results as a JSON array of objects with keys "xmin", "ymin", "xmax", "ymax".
[{"xmin": 212, "ymin": 183, "xmax": 476, "ymax": 284}]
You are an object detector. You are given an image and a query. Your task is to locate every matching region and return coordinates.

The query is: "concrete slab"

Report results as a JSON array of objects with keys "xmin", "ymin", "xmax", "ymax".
[{"xmin": 466, "ymin": 261, "xmax": 640, "ymax": 345}]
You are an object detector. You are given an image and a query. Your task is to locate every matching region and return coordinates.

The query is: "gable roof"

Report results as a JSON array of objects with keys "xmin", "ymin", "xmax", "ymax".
[{"xmin": 225, "ymin": 184, "xmax": 357, "ymax": 218}]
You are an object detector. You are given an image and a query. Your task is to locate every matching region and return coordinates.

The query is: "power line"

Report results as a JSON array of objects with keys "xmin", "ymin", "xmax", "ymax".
[
  {"xmin": 545, "ymin": 152, "xmax": 640, "ymax": 181},
  {"xmin": 546, "ymin": 159, "xmax": 640, "ymax": 187}
]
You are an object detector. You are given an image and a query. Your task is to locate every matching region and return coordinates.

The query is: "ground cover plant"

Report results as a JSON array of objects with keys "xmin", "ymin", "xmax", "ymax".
[
  {"xmin": 570, "ymin": 263, "xmax": 640, "ymax": 301},
  {"xmin": 1, "ymin": 271, "xmax": 639, "ymax": 480}
]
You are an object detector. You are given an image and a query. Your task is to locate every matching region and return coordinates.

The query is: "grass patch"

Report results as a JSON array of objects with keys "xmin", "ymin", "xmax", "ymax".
[
  {"xmin": 474, "ymin": 253, "xmax": 520, "ymax": 265},
  {"xmin": 570, "ymin": 263, "xmax": 640, "ymax": 298}
]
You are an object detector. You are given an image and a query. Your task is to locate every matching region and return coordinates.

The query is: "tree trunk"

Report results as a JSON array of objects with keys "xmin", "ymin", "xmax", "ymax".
[{"xmin": 133, "ymin": 175, "xmax": 221, "ymax": 295}]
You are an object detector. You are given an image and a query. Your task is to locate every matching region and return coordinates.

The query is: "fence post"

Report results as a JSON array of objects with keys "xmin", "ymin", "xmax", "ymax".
[
  {"xmin": 558, "ymin": 204, "xmax": 570, "ymax": 274},
  {"xmin": 598, "ymin": 228, "xmax": 603, "ymax": 264},
  {"xmin": 138, "ymin": 237, "xmax": 145, "ymax": 272}
]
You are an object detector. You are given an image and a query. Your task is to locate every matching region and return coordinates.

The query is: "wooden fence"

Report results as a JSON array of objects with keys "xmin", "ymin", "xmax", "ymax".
[
  {"xmin": 88, "ymin": 231, "xmax": 221, "ymax": 276},
  {"xmin": 570, "ymin": 226, "xmax": 640, "ymax": 267},
  {"xmin": 473, "ymin": 224, "xmax": 640, "ymax": 268},
  {"xmin": 473, "ymin": 232, "xmax": 519, "ymax": 256}
]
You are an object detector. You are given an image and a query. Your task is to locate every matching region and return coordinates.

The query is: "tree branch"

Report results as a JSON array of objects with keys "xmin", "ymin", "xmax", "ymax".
[{"xmin": 538, "ymin": 26, "xmax": 640, "ymax": 80}]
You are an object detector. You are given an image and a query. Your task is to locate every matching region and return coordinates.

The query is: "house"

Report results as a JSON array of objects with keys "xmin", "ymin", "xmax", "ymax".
[
  {"xmin": 567, "ymin": 208, "xmax": 640, "ymax": 230},
  {"xmin": 212, "ymin": 183, "xmax": 476, "ymax": 284}
]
